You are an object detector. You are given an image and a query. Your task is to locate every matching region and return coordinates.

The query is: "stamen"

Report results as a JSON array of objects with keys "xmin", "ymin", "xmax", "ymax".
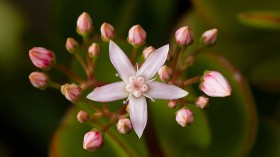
[
  {"xmin": 136, "ymin": 63, "xmax": 139, "ymax": 72},
  {"xmin": 123, "ymin": 94, "xmax": 132, "ymax": 104},
  {"xmin": 146, "ymin": 75, "xmax": 158, "ymax": 83},
  {"xmin": 143, "ymin": 93, "xmax": 155, "ymax": 102},
  {"xmin": 115, "ymin": 73, "xmax": 119, "ymax": 77}
]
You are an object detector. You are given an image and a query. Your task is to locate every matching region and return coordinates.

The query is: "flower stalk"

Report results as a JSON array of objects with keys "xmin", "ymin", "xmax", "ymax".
[{"xmin": 55, "ymin": 63, "xmax": 85, "ymax": 83}]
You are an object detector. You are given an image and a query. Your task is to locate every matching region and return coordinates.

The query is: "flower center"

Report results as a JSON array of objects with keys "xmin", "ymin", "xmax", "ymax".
[{"xmin": 125, "ymin": 76, "xmax": 148, "ymax": 98}]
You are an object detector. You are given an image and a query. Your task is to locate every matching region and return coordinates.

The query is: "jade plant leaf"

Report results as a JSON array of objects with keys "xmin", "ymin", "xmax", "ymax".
[
  {"xmin": 149, "ymin": 51, "xmax": 257, "ymax": 157},
  {"xmin": 238, "ymin": 11, "xmax": 280, "ymax": 30},
  {"xmin": 249, "ymin": 118, "xmax": 280, "ymax": 157},
  {"xmin": 178, "ymin": 11, "xmax": 280, "ymax": 72},
  {"xmin": 191, "ymin": 0, "xmax": 280, "ymax": 38},
  {"xmin": 249, "ymin": 56, "xmax": 280, "ymax": 93},
  {"xmin": 49, "ymin": 106, "xmax": 149, "ymax": 157}
]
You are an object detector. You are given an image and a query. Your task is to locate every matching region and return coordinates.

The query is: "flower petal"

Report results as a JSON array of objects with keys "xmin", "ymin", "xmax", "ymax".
[
  {"xmin": 87, "ymin": 82, "xmax": 128, "ymax": 102},
  {"xmin": 146, "ymin": 81, "xmax": 188, "ymax": 100},
  {"xmin": 129, "ymin": 96, "xmax": 147, "ymax": 138},
  {"xmin": 138, "ymin": 45, "xmax": 169, "ymax": 80},
  {"xmin": 201, "ymin": 71, "xmax": 231, "ymax": 97},
  {"xmin": 110, "ymin": 41, "xmax": 136, "ymax": 83}
]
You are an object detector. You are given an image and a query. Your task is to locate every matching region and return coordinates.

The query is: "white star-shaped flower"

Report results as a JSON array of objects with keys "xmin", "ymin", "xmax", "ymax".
[{"xmin": 87, "ymin": 41, "xmax": 188, "ymax": 138}]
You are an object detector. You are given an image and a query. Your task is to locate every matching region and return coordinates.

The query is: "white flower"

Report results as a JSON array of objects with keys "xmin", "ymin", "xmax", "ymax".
[{"xmin": 87, "ymin": 41, "xmax": 188, "ymax": 138}]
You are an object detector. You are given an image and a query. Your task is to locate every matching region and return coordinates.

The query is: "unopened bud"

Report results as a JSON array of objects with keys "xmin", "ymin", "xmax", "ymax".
[
  {"xmin": 77, "ymin": 111, "xmax": 90, "ymax": 123},
  {"xmin": 175, "ymin": 26, "xmax": 193, "ymax": 46},
  {"xmin": 196, "ymin": 96, "xmax": 209, "ymax": 109},
  {"xmin": 100, "ymin": 22, "xmax": 115, "ymax": 42},
  {"xmin": 29, "ymin": 72, "xmax": 48, "ymax": 90},
  {"xmin": 200, "ymin": 70, "xmax": 231, "ymax": 97},
  {"xmin": 88, "ymin": 43, "xmax": 100, "ymax": 58},
  {"xmin": 143, "ymin": 46, "xmax": 155, "ymax": 59},
  {"xmin": 176, "ymin": 108, "xmax": 194, "ymax": 127},
  {"xmin": 158, "ymin": 65, "xmax": 172, "ymax": 82},
  {"xmin": 116, "ymin": 118, "xmax": 132, "ymax": 134},
  {"xmin": 66, "ymin": 37, "xmax": 79, "ymax": 53},
  {"xmin": 77, "ymin": 12, "xmax": 93, "ymax": 36},
  {"xmin": 61, "ymin": 83, "xmax": 82, "ymax": 102},
  {"xmin": 128, "ymin": 25, "xmax": 146, "ymax": 47},
  {"xmin": 29, "ymin": 47, "xmax": 56, "ymax": 70},
  {"xmin": 200, "ymin": 28, "xmax": 218, "ymax": 47},
  {"xmin": 167, "ymin": 100, "xmax": 176, "ymax": 108},
  {"xmin": 83, "ymin": 130, "xmax": 104, "ymax": 152}
]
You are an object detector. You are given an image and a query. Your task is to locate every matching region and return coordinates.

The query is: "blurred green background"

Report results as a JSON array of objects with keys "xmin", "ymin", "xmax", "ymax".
[{"xmin": 0, "ymin": 0, "xmax": 280, "ymax": 157}]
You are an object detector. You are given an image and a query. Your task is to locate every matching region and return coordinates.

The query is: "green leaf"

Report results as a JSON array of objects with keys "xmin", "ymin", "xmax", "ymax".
[
  {"xmin": 179, "ymin": 11, "xmax": 280, "ymax": 72},
  {"xmin": 49, "ymin": 107, "xmax": 149, "ymax": 157},
  {"xmin": 150, "ymin": 51, "xmax": 258, "ymax": 156},
  {"xmin": 191, "ymin": 0, "xmax": 280, "ymax": 38},
  {"xmin": 238, "ymin": 11, "xmax": 280, "ymax": 30},
  {"xmin": 249, "ymin": 56, "xmax": 280, "ymax": 93},
  {"xmin": 249, "ymin": 119, "xmax": 280, "ymax": 157},
  {"xmin": 0, "ymin": 1, "xmax": 24, "ymax": 76}
]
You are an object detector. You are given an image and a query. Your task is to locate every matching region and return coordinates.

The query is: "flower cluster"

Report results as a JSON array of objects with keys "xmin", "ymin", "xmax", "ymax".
[{"xmin": 28, "ymin": 12, "xmax": 231, "ymax": 152}]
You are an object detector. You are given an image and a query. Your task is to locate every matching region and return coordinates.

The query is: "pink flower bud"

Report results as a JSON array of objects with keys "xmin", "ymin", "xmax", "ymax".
[
  {"xmin": 200, "ymin": 71, "xmax": 231, "ymax": 97},
  {"xmin": 167, "ymin": 100, "xmax": 176, "ymax": 108},
  {"xmin": 29, "ymin": 47, "xmax": 55, "ymax": 70},
  {"xmin": 175, "ymin": 26, "xmax": 193, "ymax": 46},
  {"xmin": 116, "ymin": 118, "xmax": 132, "ymax": 134},
  {"xmin": 128, "ymin": 25, "xmax": 146, "ymax": 46},
  {"xmin": 176, "ymin": 108, "xmax": 194, "ymax": 127},
  {"xmin": 100, "ymin": 22, "xmax": 115, "ymax": 42},
  {"xmin": 201, "ymin": 28, "xmax": 218, "ymax": 47},
  {"xmin": 77, "ymin": 12, "xmax": 93, "ymax": 36},
  {"xmin": 77, "ymin": 111, "xmax": 90, "ymax": 123},
  {"xmin": 83, "ymin": 130, "xmax": 104, "ymax": 152},
  {"xmin": 61, "ymin": 83, "xmax": 82, "ymax": 102},
  {"xmin": 196, "ymin": 96, "xmax": 209, "ymax": 109},
  {"xmin": 29, "ymin": 71, "xmax": 48, "ymax": 90},
  {"xmin": 88, "ymin": 43, "xmax": 100, "ymax": 58},
  {"xmin": 66, "ymin": 37, "xmax": 79, "ymax": 53},
  {"xmin": 143, "ymin": 46, "xmax": 155, "ymax": 59},
  {"xmin": 158, "ymin": 65, "xmax": 172, "ymax": 82}
]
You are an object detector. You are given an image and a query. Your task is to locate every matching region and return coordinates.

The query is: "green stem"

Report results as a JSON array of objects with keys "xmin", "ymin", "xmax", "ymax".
[
  {"xmin": 81, "ymin": 98, "xmax": 102, "ymax": 114},
  {"xmin": 184, "ymin": 76, "xmax": 201, "ymax": 87},
  {"xmin": 82, "ymin": 35, "xmax": 95, "ymax": 81},
  {"xmin": 100, "ymin": 116, "xmax": 118, "ymax": 132},
  {"xmin": 48, "ymin": 80, "xmax": 61, "ymax": 89},
  {"xmin": 130, "ymin": 47, "xmax": 139, "ymax": 64},
  {"xmin": 55, "ymin": 64, "xmax": 85, "ymax": 83},
  {"xmin": 171, "ymin": 46, "xmax": 183, "ymax": 81},
  {"xmin": 74, "ymin": 53, "xmax": 89, "ymax": 76}
]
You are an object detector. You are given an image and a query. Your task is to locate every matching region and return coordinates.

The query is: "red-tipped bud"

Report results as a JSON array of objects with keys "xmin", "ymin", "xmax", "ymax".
[
  {"xmin": 128, "ymin": 25, "xmax": 146, "ymax": 47},
  {"xmin": 29, "ymin": 47, "xmax": 55, "ymax": 70},
  {"xmin": 158, "ymin": 65, "xmax": 172, "ymax": 82},
  {"xmin": 175, "ymin": 26, "xmax": 193, "ymax": 46},
  {"xmin": 116, "ymin": 118, "xmax": 132, "ymax": 134},
  {"xmin": 176, "ymin": 108, "xmax": 194, "ymax": 127},
  {"xmin": 196, "ymin": 96, "xmax": 209, "ymax": 109},
  {"xmin": 167, "ymin": 100, "xmax": 176, "ymax": 108},
  {"xmin": 29, "ymin": 72, "xmax": 48, "ymax": 90},
  {"xmin": 100, "ymin": 22, "xmax": 115, "ymax": 42},
  {"xmin": 200, "ymin": 71, "xmax": 231, "ymax": 97},
  {"xmin": 201, "ymin": 28, "xmax": 218, "ymax": 47},
  {"xmin": 66, "ymin": 37, "xmax": 79, "ymax": 53},
  {"xmin": 77, "ymin": 111, "xmax": 90, "ymax": 123},
  {"xmin": 61, "ymin": 83, "xmax": 82, "ymax": 102},
  {"xmin": 77, "ymin": 12, "xmax": 93, "ymax": 36},
  {"xmin": 83, "ymin": 130, "xmax": 104, "ymax": 152},
  {"xmin": 88, "ymin": 43, "xmax": 100, "ymax": 58},
  {"xmin": 143, "ymin": 46, "xmax": 155, "ymax": 59}
]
